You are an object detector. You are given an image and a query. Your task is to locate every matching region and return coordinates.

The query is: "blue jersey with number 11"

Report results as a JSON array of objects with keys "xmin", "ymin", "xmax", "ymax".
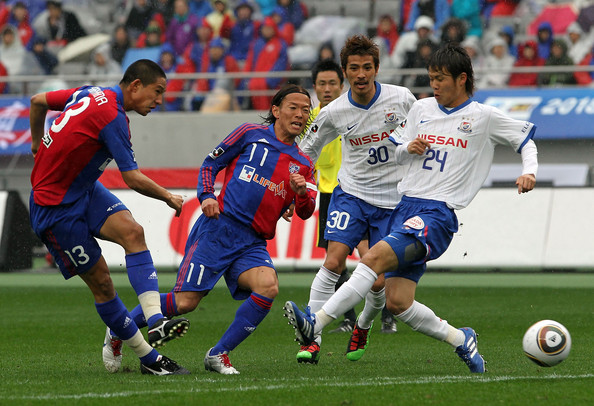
[{"xmin": 197, "ymin": 123, "xmax": 317, "ymax": 240}]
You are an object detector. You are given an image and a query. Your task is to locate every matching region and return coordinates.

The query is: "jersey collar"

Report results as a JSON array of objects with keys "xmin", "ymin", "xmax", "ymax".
[
  {"xmin": 437, "ymin": 98, "xmax": 472, "ymax": 114},
  {"xmin": 347, "ymin": 81, "xmax": 381, "ymax": 110},
  {"xmin": 112, "ymin": 85, "xmax": 124, "ymax": 108}
]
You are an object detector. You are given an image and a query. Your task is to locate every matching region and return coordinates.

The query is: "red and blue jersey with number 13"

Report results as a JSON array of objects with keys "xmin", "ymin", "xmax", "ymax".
[{"xmin": 31, "ymin": 85, "xmax": 138, "ymax": 206}]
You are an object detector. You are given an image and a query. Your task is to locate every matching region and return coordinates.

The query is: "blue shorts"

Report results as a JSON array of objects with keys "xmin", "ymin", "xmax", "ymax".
[
  {"xmin": 29, "ymin": 181, "xmax": 129, "ymax": 279},
  {"xmin": 384, "ymin": 196, "xmax": 458, "ymax": 283},
  {"xmin": 173, "ymin": 213, "xmax": 275, "ymax": 300},
  {"xmin": 324, "ymin": 186, "xmax": 392, "ymax": 252}
]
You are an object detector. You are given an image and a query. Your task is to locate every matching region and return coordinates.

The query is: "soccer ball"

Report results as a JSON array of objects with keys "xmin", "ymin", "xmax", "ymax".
[{"xmin": 522, "ymin": 320, "xmax": 571, "ymax": 367}]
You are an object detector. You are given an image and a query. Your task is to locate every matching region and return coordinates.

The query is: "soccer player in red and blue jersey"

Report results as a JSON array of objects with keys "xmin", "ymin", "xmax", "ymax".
[
  {"xmin": 29, "ymin": 59, "xmax": 189, "ymax": 375},
  {"xmin": 128, "ymin": 84, "xmax": 317, "ymax": 374}
]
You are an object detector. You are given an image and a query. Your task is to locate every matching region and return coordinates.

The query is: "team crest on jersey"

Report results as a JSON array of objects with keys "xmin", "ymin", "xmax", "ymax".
[
  {"xmin": 288, "ymin": 162, "xmax": 300, "ymax": 174},
  {"xmin": 42, "ymin": 132, "xmax": 53, "ymax": 148},
  {"xmin": 384, "ymin": 111, "xmax": 399, "ymax": 125},
  {"xmin": 311, "ymin": 124, "xmax": 318, "ymax": 133},
  {"xmin": 209, "ymin": 147, "xmax": 225, "ymax": 159},
  {"xmin": 457, "ymin": 119, "xmax": 473, "ymax": 134},
  {"xmin": 404, "ymin": 216, "xmax": 425, "ymax": 230}
]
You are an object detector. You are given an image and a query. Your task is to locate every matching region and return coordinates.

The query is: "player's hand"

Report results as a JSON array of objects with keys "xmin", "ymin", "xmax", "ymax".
[
  {"xmin": 407, "ymin": 137, "xmax": 431, "ymax": 155},
  {"xmin": 201, "ymin": 197, "xmax": 220, "ymax": 219},
  {"xmin": 168, "ymin": 193, "xmax": 184, "ymax": 217},
  {"xmin": 516, "ymin": 174, "xmax": 536, "ymax": 194},
  {"xmin": 289, "ymin": 173, "xmax": 307, "ymax": 195},
  {"xmin": 282, "ymin": 203, "xmax": 295, "ymax": 222}
]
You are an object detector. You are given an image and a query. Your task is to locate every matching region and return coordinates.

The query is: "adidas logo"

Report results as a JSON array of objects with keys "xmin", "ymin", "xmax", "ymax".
[
  {"xmin": 123, "ymin": 316, "xmax": 132, "ymax": 328},
  {"xmin": 244, "ymin": 326, "xmax": 256, "ymax": 333},
  {"xmin": 148, "ymin": 271, "xmax": 158, "ymax": 280}
]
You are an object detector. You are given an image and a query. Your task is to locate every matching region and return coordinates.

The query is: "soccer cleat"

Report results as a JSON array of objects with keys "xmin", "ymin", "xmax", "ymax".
[
  {"xmin": 147, "ymin": 317, "xmax": 190, "ymax": 348},
  {"xmin": 381, "ymin": 317, "xmax": 398, "ymax": 334},
  {"xmin": 140, "ymin": 355, "xmax": 190, "ymax": 375},
  {"xmin": 204, "ymin": 348, "xmax": 240, "ymax": 375},
  {"xmin": 329, "ymin": 319, "xmax": 355, "ymax": 334},
  {"xmin": 296, "ymin": 342, "xmax": 321, "ymax": 364},
  {"xmin": 346, "ymin": 317, "xmax": 372, "ymax": 361},
  {"xmin": 102, "ymin": 327, "xmax": 123, "ymax": 373},
  {"xmin": 283, "ymin": 301, "xmax": 316, "ymax": 346},
  {"xmin": 455, "ymin": 327, "xmax": 486, "ymax": 373}
]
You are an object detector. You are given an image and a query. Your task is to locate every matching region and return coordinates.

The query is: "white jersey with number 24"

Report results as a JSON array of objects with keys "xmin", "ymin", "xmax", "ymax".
[{"xmin": 393, "ymin": 97, "xmax": 536, "ymax": 210}]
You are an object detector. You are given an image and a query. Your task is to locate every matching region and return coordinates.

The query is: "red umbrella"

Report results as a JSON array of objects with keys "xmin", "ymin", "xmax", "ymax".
[{"xmin": 527, "ymin": 4, "xmax": 578, "ymax": 35}]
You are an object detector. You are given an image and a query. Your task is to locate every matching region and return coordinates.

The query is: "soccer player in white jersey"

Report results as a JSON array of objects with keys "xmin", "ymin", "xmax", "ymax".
[
  {"xmin": 285, "ymin": 44, "xmax": 538, "ymax": 373},
  {"xmin": 293, "ymin": 35, "xmax": 416, "ymax": 363}
]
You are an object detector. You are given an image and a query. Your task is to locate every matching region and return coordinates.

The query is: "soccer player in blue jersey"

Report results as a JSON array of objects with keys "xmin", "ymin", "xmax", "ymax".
[
  {"xmin": 285, "ymin": 44, "xmax": 539, "ymax": 374},
  {"xmin": 29, "ymin": 59, "xmax": 190, "ymax": 375},
  {"xmin": 127, "ymin": 84, "xmax": 317, "ymax": 374}
]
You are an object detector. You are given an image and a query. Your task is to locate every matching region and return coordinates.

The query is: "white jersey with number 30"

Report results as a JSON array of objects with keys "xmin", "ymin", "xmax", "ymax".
[
  {"xmin": 395, "ymin": 97, "xmax": 536, "ymax": 210},
  {"xmin": 300, "ymin": 82, "xmax": 416, "ymax": 209}
]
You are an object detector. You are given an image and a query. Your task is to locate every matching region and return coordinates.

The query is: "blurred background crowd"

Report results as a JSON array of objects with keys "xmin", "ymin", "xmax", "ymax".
[{"xmin": 0, "ymin": 0, "xmax": 593, "ymax": 111}]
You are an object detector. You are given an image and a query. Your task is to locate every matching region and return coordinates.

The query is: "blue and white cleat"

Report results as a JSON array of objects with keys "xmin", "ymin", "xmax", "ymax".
[
  {"xmin": 455, "ymin": 327, "xmax": 486, "ymax": 373},
  {"xmin": 283, "ymin": 301, "xmax": 316, "ymax": 346}
]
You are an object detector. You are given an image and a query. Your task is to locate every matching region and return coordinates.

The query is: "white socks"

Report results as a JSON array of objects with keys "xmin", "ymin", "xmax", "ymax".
[
  {"xmin": 395, "ymin": 300, "xmax": 465, "ymax": 347},
  {"xmin": 308, "ymin": 266, "xmax": 340, "ymax": 313},
  {"xmin": 316, "ymin": 263, "xmax": 377, "ymax": 334},
  {"xmin": 124, "ymin": 330, "xmax": 153, "ymax": 358},
  {"xmin": 137, "ymin": 291, "xmax": 162, "ymax": 323},
  {"xmin": 357, "ymin": 288, "xmax": 385, "ymax": 330}
]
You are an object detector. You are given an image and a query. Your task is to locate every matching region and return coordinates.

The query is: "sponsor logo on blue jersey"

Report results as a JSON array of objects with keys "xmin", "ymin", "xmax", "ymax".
[{"xmin": 239, "ymin": 165, "xmax": 255, "ymax": 182}]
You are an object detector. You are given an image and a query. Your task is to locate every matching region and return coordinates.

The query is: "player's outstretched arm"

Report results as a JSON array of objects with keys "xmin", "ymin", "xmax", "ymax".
[{"xmin": 120, "ymin": 169, "xmax": 184, "ymax": 216}]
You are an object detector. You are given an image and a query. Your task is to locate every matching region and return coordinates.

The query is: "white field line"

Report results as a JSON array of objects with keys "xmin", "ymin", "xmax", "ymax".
[{"xmin": 4, "ymin": 373, "xmax": 593, "ymax": 401}]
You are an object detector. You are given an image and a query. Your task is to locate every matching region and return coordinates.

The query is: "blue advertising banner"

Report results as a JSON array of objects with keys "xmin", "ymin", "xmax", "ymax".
[
  {"xmin": 0, "ymin": 88, "xmax": 592, "ymax": 156},
  {"xmin": 0, "ymin": 98, "xmax": 32, "ymax": 156},
  {"xmin": 473, "ymin": 88, "xmax": 594, "ymax": 140}
]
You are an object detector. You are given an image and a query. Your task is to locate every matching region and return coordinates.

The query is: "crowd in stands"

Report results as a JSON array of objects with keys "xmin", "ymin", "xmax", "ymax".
[{"xmin": 0, "ymin": 0, "xmax": 592, "ymax": 110}]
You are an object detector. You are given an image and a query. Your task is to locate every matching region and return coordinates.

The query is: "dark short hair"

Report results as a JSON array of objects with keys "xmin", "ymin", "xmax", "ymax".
[
  {"xmin": 340, "ymin": 35, "xmax": 380, "ymax": 71},
  {"xmin": 263, "ymin": 84, "xmax": 311, "ymax": 125},
  {"xmin": 120, "ymin": 59, "xmax": 166, "ymax": 86},
  {"xmin": 428, "ymin": 44, "xmax": 475, "ymax": 96},
  {"xmin": 311, "ymin": 59, "xmax": 344, "ymax": 85}
]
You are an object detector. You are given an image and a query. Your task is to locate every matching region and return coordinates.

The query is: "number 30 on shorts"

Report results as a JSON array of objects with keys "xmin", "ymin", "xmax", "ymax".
[{"xmin": 326, "ymin": 210, "xmax": 350, "ymax": 230}]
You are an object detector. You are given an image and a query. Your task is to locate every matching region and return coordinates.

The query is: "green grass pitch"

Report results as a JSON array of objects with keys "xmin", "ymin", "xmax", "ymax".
[{"xmin": 1, "ymin": 271, "xmax": 593, "ymax": 405}]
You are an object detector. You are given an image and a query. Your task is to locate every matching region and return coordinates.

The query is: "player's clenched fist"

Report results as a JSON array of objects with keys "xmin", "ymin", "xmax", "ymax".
[
  {"xmin": 289, "ymin": 173, "xmax": 307, "ymax": 195},
  {"xmin": 201, "ymin": 197, "xmax": 220, "ymax": 219},
  {"xmin": 407, "ymin": 137, "xmax": 431, "ymax": 155}
]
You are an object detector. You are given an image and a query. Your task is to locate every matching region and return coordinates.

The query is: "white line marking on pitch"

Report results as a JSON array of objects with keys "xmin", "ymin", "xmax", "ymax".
[{"xmin": 5, "ymin": 374, "xmax": 593, "ymax": 401}]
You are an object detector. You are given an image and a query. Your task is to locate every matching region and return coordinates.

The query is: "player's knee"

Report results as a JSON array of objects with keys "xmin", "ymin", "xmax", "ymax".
[
  {"xmin": 121, "ymin": 221, "xmax": 146, "ymax": 247},
  {"xmin": 385, "ymin": 298, "xmax": 409, "ymax": 316},
  {"xmin": 322, "ymin": 257, "xmax": 345, "ymax": 274},
  {"xmin": 175, "ymin": 294, "xmax": 200, "ymax": 314},
  {"xmin": 256, "ymin": 277, "xmax": 279, "ymax": 299}
]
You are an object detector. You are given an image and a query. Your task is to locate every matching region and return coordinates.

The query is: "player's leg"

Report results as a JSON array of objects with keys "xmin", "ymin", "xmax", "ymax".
[
  {"xmin": 91, "ymin": 183, "xmax": 188, "ymax": 345},
  {"xmin": 205, "ymin": 265, "xmax": 277, "ymax": 375},
  {"xmin": 308, "ymin": 187, "xmax": 367, "ymax": 320},
  {"xmin": 80, "ymin": 256, "xmax": 189, "ymax": 375},
  {"xmin": 285, "ymin": 240, "xmax": 397, "ymax": 345}
]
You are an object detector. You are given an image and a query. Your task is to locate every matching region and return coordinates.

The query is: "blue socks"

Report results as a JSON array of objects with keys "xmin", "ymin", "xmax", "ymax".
[
  {"xmin": 125, "ymin": 250, "xmax": 159, "ymax": 297},
  {"xmin": 98, "ymin": 295, "xmax": 159, "ymax": 365},
  {"xmin": 210, "ymin": 293, "xmax": 273, "ymax": 355}
]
